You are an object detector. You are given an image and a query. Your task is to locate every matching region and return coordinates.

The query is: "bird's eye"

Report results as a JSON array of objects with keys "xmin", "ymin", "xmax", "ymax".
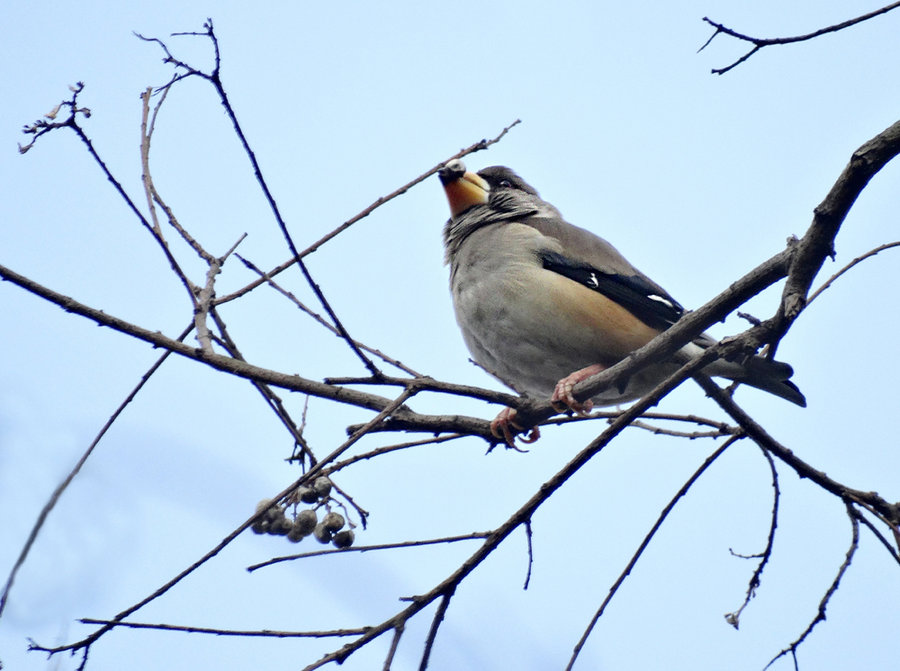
[{"xmin": 498, "ymin": 179, "xmax": 512, "ymax": 188}]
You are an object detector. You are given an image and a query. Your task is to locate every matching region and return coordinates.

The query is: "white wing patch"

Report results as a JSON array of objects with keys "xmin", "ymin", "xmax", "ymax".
[{"xmin": 647, "ymin": 294, "xmax": 677, "ymax": 310}]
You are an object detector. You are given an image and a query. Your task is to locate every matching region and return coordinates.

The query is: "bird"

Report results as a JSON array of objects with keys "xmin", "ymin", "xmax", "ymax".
[{"xmin": 437, "ymin": 159, "xmax": 805, "ymax": 445}]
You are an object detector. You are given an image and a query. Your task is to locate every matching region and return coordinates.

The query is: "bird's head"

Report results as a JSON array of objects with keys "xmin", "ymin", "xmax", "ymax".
[{"xmin": 439, "ymin": 160, "xmax": 541, "ymax": 219}]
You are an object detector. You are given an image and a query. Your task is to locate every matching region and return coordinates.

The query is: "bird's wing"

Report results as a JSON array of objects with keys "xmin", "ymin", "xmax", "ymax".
[{"xmin": 525, "ymin": 216, "xmax": 685, "ymax": 332}]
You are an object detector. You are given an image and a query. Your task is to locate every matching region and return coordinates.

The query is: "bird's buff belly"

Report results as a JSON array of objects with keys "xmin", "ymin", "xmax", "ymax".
[{"xmin": 452, "ymin": 264, "xmax": 670, "ymax": 405}]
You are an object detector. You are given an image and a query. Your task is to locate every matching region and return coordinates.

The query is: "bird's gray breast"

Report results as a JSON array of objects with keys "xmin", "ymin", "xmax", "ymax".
[{"xmin": 449, "ymin": 223, "xmax": 587, "ymax": 397}]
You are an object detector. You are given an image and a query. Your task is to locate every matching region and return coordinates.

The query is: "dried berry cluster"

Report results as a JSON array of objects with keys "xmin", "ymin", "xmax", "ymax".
[{"xmin": 252, "ymin": 476, "xmax": 354, "ymax": 549}]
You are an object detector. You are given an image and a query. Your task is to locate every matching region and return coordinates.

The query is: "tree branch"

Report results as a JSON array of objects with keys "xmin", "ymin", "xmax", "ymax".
[
  {"xmin": 0, "ymin": 324, "xmax": 194, "ymax": 620},
  {"xmin": 693, "ymin": 375, "xmax": 900, "ymax": 530},
  {"xmin": 724, "ymin": 447, "xmax": 781, "ymax": 629},
  {"xmin": 77, "ymin": 619, "xmax": 368, "ymax": 639},
  {"xmin": 213, "ymin": 117, "xmax": 521, "ymax": 307},
  {"xmin": 566, "ymin": 435, "xmax": 741, "ymax": 670},
  {"xmin": 701, "ymin": 2, "xmax": 900, "ymax": 74},
  {"xmin": 28, "ymin": 388, "xmax": 416, "ymax": 659},
  {"xmin": 763, "ymin": 506, "xmax": 860, "ymax": 669}
]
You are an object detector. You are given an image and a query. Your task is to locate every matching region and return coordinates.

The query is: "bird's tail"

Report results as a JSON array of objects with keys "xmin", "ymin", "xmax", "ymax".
[{"xmin": 709, "ymin": 356, "xmax": 807, "ymax": 407}]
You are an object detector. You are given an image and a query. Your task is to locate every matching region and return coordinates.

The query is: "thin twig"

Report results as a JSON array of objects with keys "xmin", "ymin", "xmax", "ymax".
[
  {"xmin": 319, "ymin": 434, "xmax": 467, "ymax": 478},
  {"xmin": 209, "ymin": 307, "xmax": 316, "ymax": 467},
  {"xmin": 763, "ymin": 505, "xmax": 860, "ymax": 670},
  {"xmin": 28, "ymin": 388, "xmax": 416, "ymax": 658},
  {"xmin": 851, "ymin": 509, "xmax": 900, "ymax": 567},
  {"xmin": 235, "ymin": 253, "xmax": 422, "ymax": 376},
  {"xmin": 566, "ymin": 435, "xmax": 741, "ymax": 670},
  {"xmin": 419, "ymin": 592, "xmax": 453, "ymax": 671},
  {"xmin": 0, "ymin": 324, "xmax": 193, "ymax": 620},
  {"xmin": 19, "ymin": 82, "xmax": 91, "ymax": 153},
  {"xmin": 629, "ymin": 419, "xmax": 731, "ymax": 439},
  {"xmin": 76, "ymin": 619, "xmax": 367, "ymax": 638},
  {"xmin": 701, "ymin": 2, "xmax": 900, "ymax": 74},
  {"xmin": 247, "ymin": 532, "xmax": 492, "ymax": 572},
  {"xmin": 0, "ymin": 262, "xmax": 426, "ymax": 415},
  {"xmin": 724, "ymin": 446, "xmax": 780, "ymax": 629},
  {"xmin": 299, "ymin": 351, "xmax": 738, "ymax": 671},
  {"xmin": 382, "ymin": 623, "xmax": 404, "ymax": 671},
  {"xmin": 214, "ymin": 118, "xmax": 522, "ymax": 307},
  {"xmin": 138, "ymin": 21, "xmax": 380, "ymax": 374},
  {"xmin": 693, "ymin": 375, "xmax": 900, "ymax": 534},
  {"xmin": 25, "ymin": 84, "xmax": 196, "ymax": 301},
  {"xmin": 140, "ymin": 85, "xmax": 214, "ymax": 266},
  {"xmin": 806, "ymin": 241, "xmax": 900, "ymax": 306},
  {"xmin": 181, "ymin": 21, "xmax": 381, "ymax": 374},
  {"xmin": 327, "ymin": 479, "xmax": 370, "ymax": 530},
  {"xmin": 523, "ymin": 519, "xmax": 534, "ymax": 590}
]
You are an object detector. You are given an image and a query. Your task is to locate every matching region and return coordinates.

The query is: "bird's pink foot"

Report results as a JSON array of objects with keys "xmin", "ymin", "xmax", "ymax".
[
  {"xmin": 491, "ymin": 407, "xmax": 540, "ymax": 446},
  {"xmin": 551, "ymin": 364, "xmax": 606, "ymax": 415}
]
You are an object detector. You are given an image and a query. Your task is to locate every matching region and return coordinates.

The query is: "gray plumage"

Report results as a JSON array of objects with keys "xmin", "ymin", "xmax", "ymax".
[{"xmin": 440, "ymin": 161, "xmax": 805, "ymax": 408}]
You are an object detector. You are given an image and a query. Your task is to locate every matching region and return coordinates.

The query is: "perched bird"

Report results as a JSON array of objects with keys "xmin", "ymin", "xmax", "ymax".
[{"xmin": 438, "ymin": 159, "xmax": 805, "ymax": 444}]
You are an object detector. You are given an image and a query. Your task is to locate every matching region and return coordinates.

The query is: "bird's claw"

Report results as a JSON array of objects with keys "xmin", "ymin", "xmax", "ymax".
[
  {"xmin": 551, "ymin": 364, "xmax": 605, "ymax": 415},
  {"xmin": 491, "ymin": 407, "xmax": 540, "ymax": 446}
]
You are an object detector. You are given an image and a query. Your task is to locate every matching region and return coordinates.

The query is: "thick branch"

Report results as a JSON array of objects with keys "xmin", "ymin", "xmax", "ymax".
[
  {"xmin": 497, "ymin": 245, "xmax": 794, "ymax": 435},
  {"xmin": 552, "ymin": 117, "xmax": 900, "ymax": 433},
  {"xmin": 777, "ymin": 119, "xmax": 900, "ymax": 331},
  {"xmin": 300, "ymin": 354, "xmax": 724, "ymax": 669}
]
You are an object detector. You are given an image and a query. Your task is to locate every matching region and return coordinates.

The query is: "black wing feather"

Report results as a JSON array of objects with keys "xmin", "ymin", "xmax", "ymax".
[{"xmin": 540, "ymin": 251, "xmax": 684, "ymax": 331}]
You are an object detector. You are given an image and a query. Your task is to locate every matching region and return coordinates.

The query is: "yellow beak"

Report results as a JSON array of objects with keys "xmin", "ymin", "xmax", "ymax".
[{"xmin": 438, "ymin": 160, "xmax": 490, "ymax": 218}]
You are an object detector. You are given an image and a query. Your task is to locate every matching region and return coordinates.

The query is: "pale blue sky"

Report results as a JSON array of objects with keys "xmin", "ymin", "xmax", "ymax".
[{"xmin": 2, "ymin": 2, "xmax": 899, "ymax": 670}]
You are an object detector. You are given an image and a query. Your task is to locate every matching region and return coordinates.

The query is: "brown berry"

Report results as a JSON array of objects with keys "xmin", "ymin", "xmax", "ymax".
[
  {"xmin": 313, "ymin": 522, "xmax": 333, "ymax": 544},
  {"xmin": 322, "ymin": 512, "xmax": 345, "ymax": 532},
  {"xmin": 298, "ymin": 486, "xmax": 318, "ymax": 504},
  {"xmin": 313, "ymin": 476, "xmax": 333, "ymax": 498},
  {"xmin": 332, "ymin": 530, "xmax": 355, "ymax": 548}
]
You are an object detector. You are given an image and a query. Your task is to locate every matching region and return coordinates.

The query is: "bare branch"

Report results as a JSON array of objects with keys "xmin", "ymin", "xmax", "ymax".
[
  {"xmin": 419, "ymin": 592, "xmax": 453, "ymax": 670},
  {"xmin": 208, "ymin": 307, "xmax": 317, "ymax": 467},
  {"xmin": 807, "ymin": 240, "xmax": 900, "ymax": 306},
  {"xmin": 382, "ymin": 624, "xmax": 404, "ymax": 671},
  {"xmin": 318, "ymin": 434, "xmax": 467, "ymax": 481},
  {"xmin": 701, "ymin": 2, "xmax": 900, "ymax": 74},
  {"xmin": 0, "ymin": 324, "xmax": 194, "ymax": 620},
  {"xmin": 247, "ymin": 532, "xmax": 493, "ymax": 572},
  {"xmin": 693, "ymin": 375, "xmax": 900, "ymax": 530},
  {"xmin": 0, "ymin": 262, "xmax": 408, "ymax": 413},
  {"xmin": 27, "ymin": 388, "xmax": 415, "ymax": 658},
  {"xmin": 566, "ymin": 435, "xmax": 741, "ymax": 670},
  {"xmin": 77, "ymin": 619, "xmax": 368, "ymax": 638},
  {"xmin": 629, "ymin": 418, "xmax": 732, "ymax": 439},
  {"xmin": 139, "ymin": 85, "xmax": 213, "ymax": 268},
  {"xmin": 298, "ymin": 349, "xmax": 737, "ymax": 669},
  {"xmin": 214, "ymin": 118, "xmax": 522, "ymax": 307},
  {"xmin": 236, "ymin": 254, "xmax": 423, "ymax": 377},
  {"xmin": 149, "ymin": 21, "xmax": 382, "ymax": 374},
  {"xmin": 21, "ymin": 84, "xmax": 195, "ymax": 297},
  {"xmin": 852, "ymin": 508, "xmax": 900, "ymax": 566},
  {"xmin": 763, "ymin": 506, "xmax": 860, "ymax": 670},
  {"xmin": 724, "ymin": 447, "xmax": 781, "ymax": 629},
  {"xmin": 776, "ymin": 120, "xmax": 900, "ymax": 334},
  {"xmin": 18, "ymin": 82, "xmax": 91, "ymax": 153},
  {"xmin": 522, "ymin": 519, "xmax": 534, "ymax": 590}
]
